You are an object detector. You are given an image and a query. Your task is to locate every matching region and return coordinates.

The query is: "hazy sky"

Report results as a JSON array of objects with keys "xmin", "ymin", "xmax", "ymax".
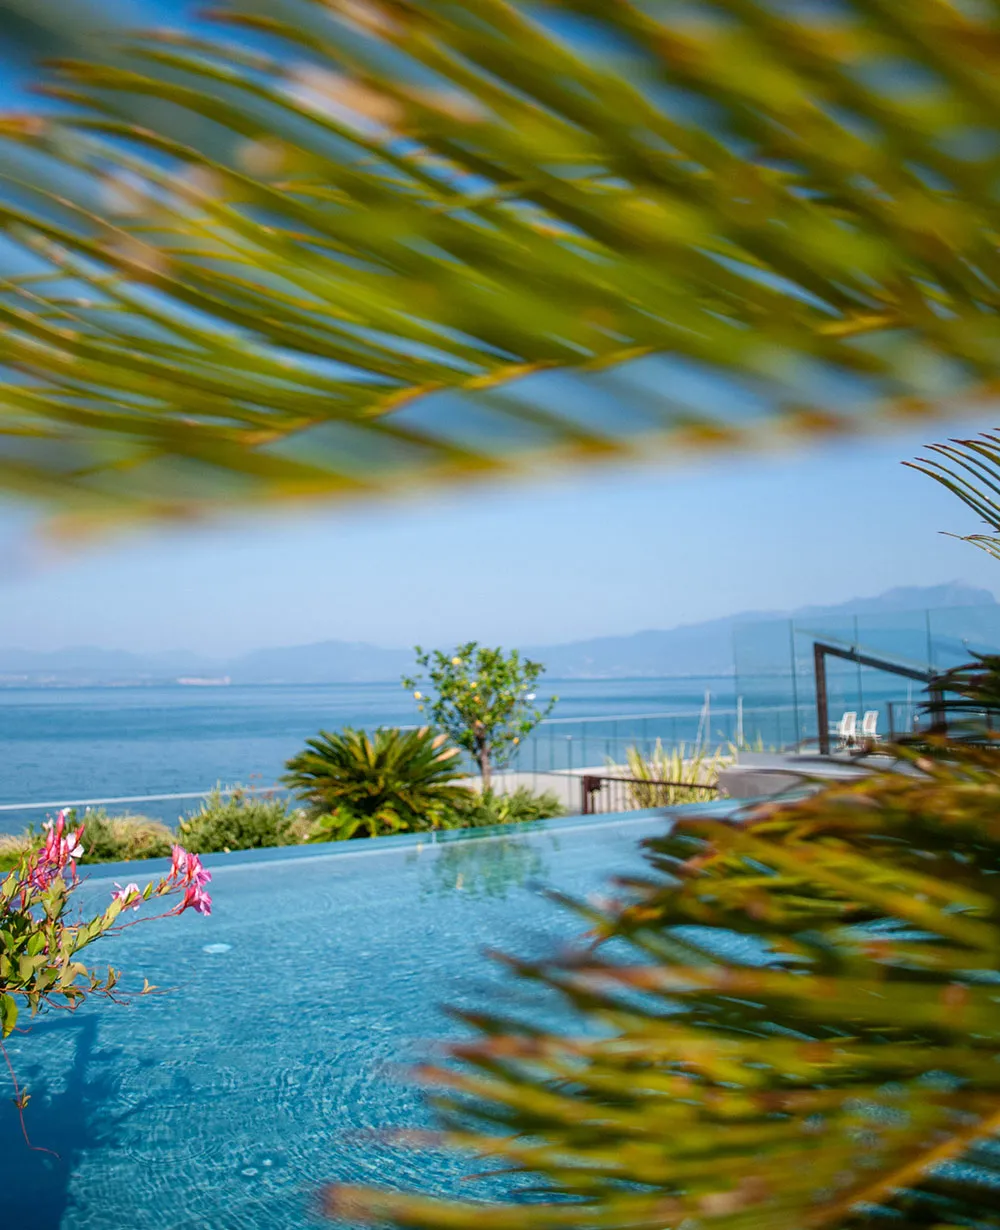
[{"xmin": 2, "ymin": 417, "xmax": 998, "ymax": 656}]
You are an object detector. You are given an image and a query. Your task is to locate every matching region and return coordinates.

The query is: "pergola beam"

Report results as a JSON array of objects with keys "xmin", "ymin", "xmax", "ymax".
[{"xmin": 813, "ymin": 641, "xmax": 941, "ymax": 755}]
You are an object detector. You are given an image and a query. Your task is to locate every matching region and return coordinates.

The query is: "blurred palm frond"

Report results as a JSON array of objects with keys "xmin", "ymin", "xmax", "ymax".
[{"xmin": 2, "ymin": 0, "xmax": 1000, "ymax": 522}]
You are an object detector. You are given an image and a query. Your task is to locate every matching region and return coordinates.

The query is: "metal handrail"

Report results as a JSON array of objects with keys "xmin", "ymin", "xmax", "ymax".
[{"xmin": 577, "ymin": 772, "xmax": 718, "ymax": 815}]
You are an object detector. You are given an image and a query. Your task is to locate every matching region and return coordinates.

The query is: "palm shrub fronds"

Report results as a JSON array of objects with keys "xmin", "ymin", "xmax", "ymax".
[
  {"xmin": 324, "ymin": 741, "xmax": 1000, "ymax": 1229},
  {"xmin": 917, "ymin": 652, "xmax": 1000, "ymax": 740},
  {"xmin": 2, "ymin": 3, "xmax": 1000, "ymax": 520},
  {"xmin": 909, "ymin": 431, "xmax": 1000, "ymax": 561},
  {"xmin": 622, "ymin": 739, "xmax": 729, "ymax": 806},
  {"xmin": 0, "ymin": 0, "xmax": 131, "ymax": 61},
  {"xmin": 282, "ymin": 725, "xmax": 471, "ymax": 839}
]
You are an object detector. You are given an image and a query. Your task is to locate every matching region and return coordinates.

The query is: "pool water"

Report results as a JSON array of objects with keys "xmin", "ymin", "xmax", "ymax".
[{"xmin": 0, "ymin": 812, "xmax": 673, "ymax": 1230}]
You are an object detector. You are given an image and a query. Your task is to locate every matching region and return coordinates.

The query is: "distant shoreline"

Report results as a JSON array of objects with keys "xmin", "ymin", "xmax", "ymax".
[{"xmin": 0, "ymin": 671, "xmax": 739, "ymax": 690}]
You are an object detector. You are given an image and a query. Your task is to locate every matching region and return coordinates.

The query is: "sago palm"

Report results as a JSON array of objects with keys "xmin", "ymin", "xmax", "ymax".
[
  {"xmin": 1, "ymin": 1, "xmax": 1000, "ymax": 523},
  {"xmin": 282, "ymin": 725, "xmax": 470, "ymax": 837}
]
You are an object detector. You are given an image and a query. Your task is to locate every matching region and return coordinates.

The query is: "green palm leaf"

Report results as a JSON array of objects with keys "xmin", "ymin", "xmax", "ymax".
[
  {"xmin": 282, "ymin": 725, "xmax": 470, "ymax": 836},
  {"xmin": 2, "ymin": 1, "xmax": 1000, "ymax": 519},
  {"xmin": 908, "ymin": 430, "xmax": 1000, "ymax": 559}
]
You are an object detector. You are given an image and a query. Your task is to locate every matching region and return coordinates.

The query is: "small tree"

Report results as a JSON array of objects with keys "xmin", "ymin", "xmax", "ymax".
[{"xmin": 402, "ymin": 644, "xmax": 556, "ymax": 790}]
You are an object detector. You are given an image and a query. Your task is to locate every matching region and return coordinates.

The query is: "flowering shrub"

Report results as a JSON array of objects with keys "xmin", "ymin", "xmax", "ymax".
[{"xmin": 0, "ymin": 811, "xmax": 211, "ymax": 1044}]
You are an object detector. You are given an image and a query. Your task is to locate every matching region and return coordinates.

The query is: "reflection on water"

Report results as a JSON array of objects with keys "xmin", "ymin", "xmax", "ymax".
[
  {"xmin": 0, "ymin": 1015, "xmax": 158, "ymax": 1230},
  {"xmin": 412, "ymin": 830, "xmax": 552, "ymax": 901}
]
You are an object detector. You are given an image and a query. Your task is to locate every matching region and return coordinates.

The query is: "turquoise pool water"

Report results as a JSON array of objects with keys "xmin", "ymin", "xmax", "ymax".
[{"xmin": 0, "ymin": 811, "xmax": 677, "ymax": 1230}]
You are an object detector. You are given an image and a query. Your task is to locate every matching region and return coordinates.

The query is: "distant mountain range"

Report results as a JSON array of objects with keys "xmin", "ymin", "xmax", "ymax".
[{"xmin": 1, "ymin": 582, "xmax": 994, "ymax": 686}]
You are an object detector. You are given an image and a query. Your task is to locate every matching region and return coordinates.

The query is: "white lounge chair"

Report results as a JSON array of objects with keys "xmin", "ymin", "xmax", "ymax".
[
  {"xmin": 835, "ymin": 711, "xmax": 857, "ymax": 749},
  {"xmin": 861, "ymin": 710, "xmax": 879, "ymax": 743}
]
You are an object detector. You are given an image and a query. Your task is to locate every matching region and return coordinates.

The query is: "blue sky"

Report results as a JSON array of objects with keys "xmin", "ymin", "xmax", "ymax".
[{"xmin": 1, "ymin": 416, "xmax": 998, "ymax": 656}]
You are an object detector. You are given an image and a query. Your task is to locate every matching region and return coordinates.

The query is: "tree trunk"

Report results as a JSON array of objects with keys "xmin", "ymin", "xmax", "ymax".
[{"xmin": 478, "ymin": 745, "xmax": 492, "ymax": 791}]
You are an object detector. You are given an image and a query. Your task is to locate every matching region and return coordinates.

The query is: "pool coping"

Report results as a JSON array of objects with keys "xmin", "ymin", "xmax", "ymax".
[{"xmin": 79, "ymin": 799, "xmax": 738, "ymax": 885}]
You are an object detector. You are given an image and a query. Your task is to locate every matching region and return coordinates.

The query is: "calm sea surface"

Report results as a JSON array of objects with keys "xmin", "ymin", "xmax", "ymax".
[
  {"xmin": 0, "ymin": 677, "xmax": 744, "ymax": 828},
  {"xmin": 0, "ymin": 671, "xmax": 921, "ymax": 832}
]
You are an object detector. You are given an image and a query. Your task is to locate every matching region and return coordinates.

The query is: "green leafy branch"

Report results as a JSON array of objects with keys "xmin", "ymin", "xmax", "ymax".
[{"xmin": 403, "ymin": 642, "xmax": 556, "ymax": 787}]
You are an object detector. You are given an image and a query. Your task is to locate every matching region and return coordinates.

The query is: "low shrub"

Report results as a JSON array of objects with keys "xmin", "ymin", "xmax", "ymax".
[
  {"xmin": 72, "ymin": 810, "xmax": 175, "ymax": 863},
  {"xmin": 0, "ymin": 829, "xmax": 37, "ymax": 873},
  {"xmin": 449, "ymin": 787, "xmax": 566, "ymax": 828},
  {"xmin": 0, "ymin": 774, "xmax": 567, "ymax": 870},
  {"xmin": 623, "ymin": 739, "xmax": 730, "ymax": 806},
  {"xmin": 0, "ymin": 811, "xmax": 173, "ymax": 870},
  {"xmin": 177, "ymin": 787, "xmax": 309, "ymax": 853}
]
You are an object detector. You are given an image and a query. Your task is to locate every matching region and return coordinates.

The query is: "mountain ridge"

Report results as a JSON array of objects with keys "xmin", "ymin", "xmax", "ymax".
[{"xmin": 1, "ymin": 581, "xmax": 994, "ymax": 685}]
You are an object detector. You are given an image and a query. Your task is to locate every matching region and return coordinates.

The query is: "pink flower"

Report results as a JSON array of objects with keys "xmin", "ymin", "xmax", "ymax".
[
  {"xmin": 178, "ymin": 883, "xmax": 212, "ymax": 916},
  {"xmin": 169, "ymin": 844, "xmax": 186, "ymax": 879},
  {"xmin": 166, "ymin": 845, "xmax": 212, "ymax": 914},
  {"xmin": 112, "ymin": 882, "xmax": 142, "ymax": 911},
  {"xmin": 169, "ymin": 845, "xmax": 210, "ymax": 889},
  {"xmin": 31, "ymin": 811, "xmax": 86, "ymax": 889}
]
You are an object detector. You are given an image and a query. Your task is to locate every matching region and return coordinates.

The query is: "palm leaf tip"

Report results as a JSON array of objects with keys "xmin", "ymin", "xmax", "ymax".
[{"xmin": 907, "ymin": 430, "xmax": 1000, "ymax": 554}]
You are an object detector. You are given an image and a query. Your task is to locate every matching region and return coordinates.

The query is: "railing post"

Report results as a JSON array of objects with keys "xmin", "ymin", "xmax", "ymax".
[
  {"xmin": 581, "ymin": 775, "xmax": 601, "ymax": 815},
  {"xmin": 815, "ymin": 642, "xmax": 830, "ymax": 755},
  {"xmin": 927, "ymin": 681, "xmax": 947, "ymax": 736}
]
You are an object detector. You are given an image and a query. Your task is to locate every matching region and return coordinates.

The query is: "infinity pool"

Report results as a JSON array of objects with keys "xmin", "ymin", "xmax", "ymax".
[{"xmin": 0, "ymin": 812, "xmax": 677, "ymax": 1230}]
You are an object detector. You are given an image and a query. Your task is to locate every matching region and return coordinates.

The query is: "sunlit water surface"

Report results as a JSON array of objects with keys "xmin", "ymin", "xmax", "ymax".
[{"xmin": 0, "ymin": 812, "xmax": 677, "ymax": 1230}]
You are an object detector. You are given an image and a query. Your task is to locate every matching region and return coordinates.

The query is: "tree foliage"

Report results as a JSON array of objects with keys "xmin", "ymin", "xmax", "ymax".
[
  {"xmin": 2, "ymin": 1, "xmax": 1000, "ymax": 522},
  {"xmin": 404, "ymin": 643, "xmax": 555, "ymax": 787},
  {"xmin": 282, "ymin": 724, "xmax": 470, "ymax": 838},
  {"xmin": 325, "ymin": 742, "xmax": 1000, "ymax": 1230}
]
